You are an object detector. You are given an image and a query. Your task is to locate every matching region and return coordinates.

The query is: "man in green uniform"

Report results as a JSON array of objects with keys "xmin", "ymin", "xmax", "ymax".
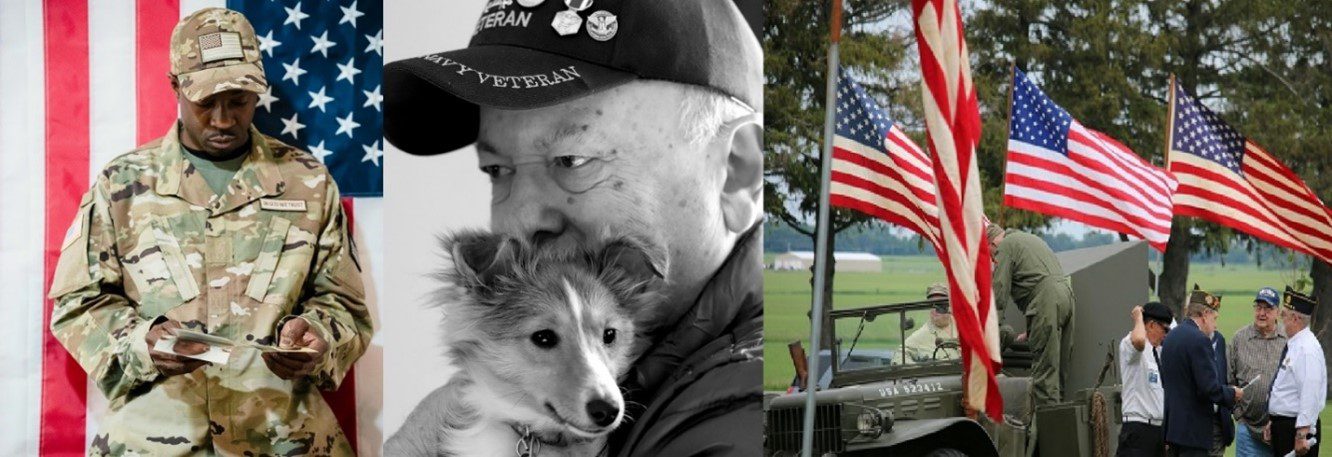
[
  {"xmin": 905, "ymin": 283, "xmax": 960, "ymax": 362},
  {"xmin": 987, "ymin": 223, "xmax": 1075, "ymax": 409},
  {"xmin": 47, "ymin": 8, "xmax": 373, "ymax": 456}
]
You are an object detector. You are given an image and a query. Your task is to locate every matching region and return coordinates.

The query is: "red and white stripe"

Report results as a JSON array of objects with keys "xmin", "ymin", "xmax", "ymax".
[
  {"xmin": 1005, "ymin": 121, "xmax": 1178, "ymax": 251},
  {"xmin": 0, "ymin": 2, "xmax": 383, "ymax": 455},
  {"xmin": 830, "ymin": 124, "xmax": 943, "ymax": 249},
  {"xmin": 1173, "ymin": 140, "xmax": 1332, "ymax": 264},
  {"xmin": 913, "ymin": 0, "xmax": 1003, "ymax": 421}
]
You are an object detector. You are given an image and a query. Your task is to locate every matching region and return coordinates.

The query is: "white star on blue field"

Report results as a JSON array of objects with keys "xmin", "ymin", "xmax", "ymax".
[{"xmin": 234, "ymin": 0, "xmax": 383, "ymax": 196}]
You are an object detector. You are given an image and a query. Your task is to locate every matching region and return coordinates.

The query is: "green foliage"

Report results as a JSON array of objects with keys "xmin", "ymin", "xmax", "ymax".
[{"xmin": 765, "ymin": 0, "xmax": 916, "ymax": 237}]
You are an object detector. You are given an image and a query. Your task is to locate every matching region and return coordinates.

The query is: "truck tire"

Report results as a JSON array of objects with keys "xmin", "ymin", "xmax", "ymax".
[{"xmin": 925, "ymin": 449, "xmax": 967, "ymax": 457}]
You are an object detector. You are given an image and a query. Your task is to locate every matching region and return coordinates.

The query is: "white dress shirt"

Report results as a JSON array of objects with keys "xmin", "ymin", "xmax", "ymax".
[
  {"xmin": 1119, "ymin": 335, "xmax": 1164, "ymax": 423},
  {"xmin": 1268, "ymin": 327, "xmax": 1328, "ymax": 427}
]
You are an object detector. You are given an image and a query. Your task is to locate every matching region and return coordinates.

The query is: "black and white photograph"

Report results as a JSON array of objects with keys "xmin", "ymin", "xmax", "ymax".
[{"xmin": 379, "ymin": 0, "xmax": 766, "ymax": 455}]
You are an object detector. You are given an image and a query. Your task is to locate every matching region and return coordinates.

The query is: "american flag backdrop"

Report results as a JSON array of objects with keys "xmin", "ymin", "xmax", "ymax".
[
  {"xmin": 0, "ymin": 1, "xmax": 385, "ymax": 455},
  {"xmin": 829, "ymin": 74, "xmax": 943, "ymax": 250},
  {"xmin": 1169, "ymin": 84, "xmax": 1332, "ymax": 265},
  {"xmin": 912, "ymin": 0, "xmax": 1003, "ymax": 421},
  {"xmin": 1004, "ymin": 68, "xmax": 1178, "ymax": 251}
]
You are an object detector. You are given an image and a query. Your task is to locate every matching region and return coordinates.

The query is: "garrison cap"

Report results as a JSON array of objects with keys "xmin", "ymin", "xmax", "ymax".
[
  {"xmin": 170, "ymin": 8, "xmax": 268, "ymax": 103},
  {"xmin": 1189, "ymin": 284, "xmax": 1221, "ymax": 311},
  {"xmin": 1283, "ymin": 286, "xmax": 1317, "ymax": 315},
  {"xmin": 382, "ymin": 0, "xmax": 763, "ymax": 155}
]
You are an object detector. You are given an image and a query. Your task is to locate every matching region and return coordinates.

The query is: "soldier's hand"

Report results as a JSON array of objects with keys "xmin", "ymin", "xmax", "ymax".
[
  {"xmin": 1015, "ymin": 332, "xmax": 1028, "ymax": 343},
  {"xmin": 1233, "ymin": 386, "xmax": 1244, "ymax": 402},
  {"xmin": 1264, "ymin": 423, "xmax": 1272, "ymax": 443},
  {"xmin": 262, "ymin": 317, "xmax": 328, "ymax": 380},
  {"xmin": 145, "ymin": 319, "xmax": 210, "ymax": 377}
]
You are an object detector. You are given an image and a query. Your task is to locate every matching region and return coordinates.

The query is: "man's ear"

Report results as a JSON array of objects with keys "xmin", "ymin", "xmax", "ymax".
[
  {"xmin": 718, "ymin": 115, "xmax": 763, "ymax": 234},
  {"xmin": 446, "ymin": 230, "xmax": 519, "ymax": 291}
]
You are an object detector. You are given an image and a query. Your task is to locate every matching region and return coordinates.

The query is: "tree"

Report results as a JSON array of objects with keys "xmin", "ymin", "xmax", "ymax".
[
  {"xmin": 765, "ymin": 0, "xmax": 918, "ymax": 347},
  {"xmin": 1223, "ymin": 0, "xmax": 1332, "ymax": 394}
]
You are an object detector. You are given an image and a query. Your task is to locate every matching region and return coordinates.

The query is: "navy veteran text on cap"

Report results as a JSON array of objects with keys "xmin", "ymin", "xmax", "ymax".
[{"xmin": 383, "ymin": 0, "xmax": 763, "ymax": 155}]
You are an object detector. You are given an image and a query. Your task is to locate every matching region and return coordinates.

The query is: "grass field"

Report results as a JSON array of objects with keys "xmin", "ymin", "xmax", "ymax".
[{"xmin": 763, "ymin": 254, "xmax": 1323, "ymax": 456}]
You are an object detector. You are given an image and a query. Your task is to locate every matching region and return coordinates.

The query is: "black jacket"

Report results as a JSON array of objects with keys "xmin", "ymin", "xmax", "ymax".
[
  {"xmin": 610, "ymin": 227, "xmax": 763, "ymax": 456},
  {"xmin": 1212, "ymin": 331, "xmax": 1235, "ymax": 447},
  {"xmin": 1161, "ymin": 318, "xmax": 1237, "ymax": 450}
]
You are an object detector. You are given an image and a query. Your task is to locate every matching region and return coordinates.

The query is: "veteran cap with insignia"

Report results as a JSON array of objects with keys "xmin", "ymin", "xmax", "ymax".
[
  {"xmin": 1189, "ymin": 284, "xmax": 1222, "ymax": 311},
  {"xmin": 382, "ymin": 0, "xmax": 763, "ymax": 155},
  {"xmin": 1282, "ymin": 286, "xmax": 1317, "ymax": 315},
  {"xmin": 170, "ymin": 8, "xmax": 268, "ymax": 103}
]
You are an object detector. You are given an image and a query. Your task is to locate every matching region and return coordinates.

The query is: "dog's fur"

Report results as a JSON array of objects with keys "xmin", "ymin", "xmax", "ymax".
[{"xmin": 386, "ymin": 231, "xmax": 664, "ymax": 456}]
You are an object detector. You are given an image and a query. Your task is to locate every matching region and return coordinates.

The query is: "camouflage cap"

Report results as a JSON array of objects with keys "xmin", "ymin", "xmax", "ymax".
[
  {"xmin": 170, "ymin": 8, "xmax": 267, "ymax": 103},
  {"xmin": 925, "ymin": 282, "xmax": 949, "ymax": 300}
]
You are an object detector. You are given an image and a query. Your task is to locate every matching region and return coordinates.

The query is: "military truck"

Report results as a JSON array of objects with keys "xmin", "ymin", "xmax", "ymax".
[{"xmin": 765, "ymin": 241, "xmax": 1152, "ymax": 456}]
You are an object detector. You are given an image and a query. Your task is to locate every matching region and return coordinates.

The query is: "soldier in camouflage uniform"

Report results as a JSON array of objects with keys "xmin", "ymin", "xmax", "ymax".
[{"xmin": 48, "ymin": 8, "xmax": 372, "ymax": 456}]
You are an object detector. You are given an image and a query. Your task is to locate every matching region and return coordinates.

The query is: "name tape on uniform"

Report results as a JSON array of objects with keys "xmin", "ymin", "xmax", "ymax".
[{"xmin": 260, "ymin": 199, "xmax": 307, "ymax": 212}]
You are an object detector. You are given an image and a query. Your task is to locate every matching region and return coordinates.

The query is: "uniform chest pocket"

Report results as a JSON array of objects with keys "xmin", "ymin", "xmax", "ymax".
[
  {"xmin": 125, "ymin": 219, "xmax": 201, "ymax": 317},
  {"xmin": 245, "ymin": 215, "xmax": 317, "ymax": 307}
]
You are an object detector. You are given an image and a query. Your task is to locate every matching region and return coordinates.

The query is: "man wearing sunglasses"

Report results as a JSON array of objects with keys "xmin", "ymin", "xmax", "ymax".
[
  {"xmin": 382, "ymin": 1, "xmax": 763, "ymax": 455},
  {"xmin": 1119, "ymin": 302, "xmax": 1174, "ymax": 457}
]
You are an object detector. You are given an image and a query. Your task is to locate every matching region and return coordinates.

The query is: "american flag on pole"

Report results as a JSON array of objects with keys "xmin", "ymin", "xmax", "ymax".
[
  {"xmin": 0, "ymin": 1, "xmax": 384, "ymax": 455},
  {"xmin": 912, "ymin": 0, "xmax": 1003, "ymax": 421},
  {"xmin": 1004, "ymin": 68, "xmax": 1178, "ymax": 251},
  {"xmin": 1169, "ymin": 84, "xmax": 1332, "ymax": 264},
  {"xmin": 829, "ymin": 75, "xmax": 943, "ymax": 249}
]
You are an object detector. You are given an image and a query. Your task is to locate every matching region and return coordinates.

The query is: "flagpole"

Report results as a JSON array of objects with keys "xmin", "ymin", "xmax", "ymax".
[
  {"xmin": 802, "ymin": 0, "xmax": 842, "ymax": 455},
  {"xmin": 999, "ymin": 63, "xmax": 1016, "ymax": 227},
  {"xmin": 1164, "ymin": 74, "xmax": 1176, "ymax": 167}
]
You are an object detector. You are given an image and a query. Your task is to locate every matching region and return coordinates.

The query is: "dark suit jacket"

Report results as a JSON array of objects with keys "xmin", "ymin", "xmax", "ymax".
[
  {"xmin": 1162, "ymin": 319, "xmax": 1237, "ymax": 450},
  {"xmin": 1211, "ymin": 331, "xmax": 1235, "ymax": 447}
]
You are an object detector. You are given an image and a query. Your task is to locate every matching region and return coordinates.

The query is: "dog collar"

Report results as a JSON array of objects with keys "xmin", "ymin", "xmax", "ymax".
[{"xmin": 509, "ymin": 423, "xmax": 607, "ymax": 457}]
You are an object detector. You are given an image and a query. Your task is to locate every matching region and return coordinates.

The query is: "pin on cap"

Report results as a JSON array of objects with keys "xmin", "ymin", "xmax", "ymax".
[
  {"xmin": 586, "ymin": 11, "xmax": 618, "ymax": 41},
  {"xmin": 383, "ymin": 0, "xmax": 763, "ymax": 155},
  {"xmin": 552, "ymin": 0, "xmax": 593, "ymax": 36}
]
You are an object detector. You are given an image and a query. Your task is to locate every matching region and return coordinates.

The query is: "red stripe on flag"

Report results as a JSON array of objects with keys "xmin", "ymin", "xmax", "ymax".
[
  {"xmin": 322, "ymin": 197, "xmax": 360, "ymax": 451},
  {"xmin": 41, "ymin": 0, "xmax": 91, "ymax": 453},
  {"xmin": 1005, "ymin": 154, "xmax": 1172, "ymax": 232},
  {"xmin": 913, "ymin": 0, "xmax": 1003, "ymax": 421},
  {"xmin": 833, "ymin": 148, "xmax": 937, "ymax": 206},
  {"xmin": 135, "ymin": 0, "xmax": 179, "ymax": 145}
]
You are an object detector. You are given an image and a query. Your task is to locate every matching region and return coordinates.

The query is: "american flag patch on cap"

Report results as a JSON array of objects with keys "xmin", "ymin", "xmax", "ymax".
[{"xmin": 199, "ymin": 32, "xmax": 243, "ymax": 63}]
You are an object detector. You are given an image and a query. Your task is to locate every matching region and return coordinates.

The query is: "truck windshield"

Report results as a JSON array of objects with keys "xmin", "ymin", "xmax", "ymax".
[{"xmin": 834, "ymin": 306, "xmax": 961, "ymax": 372}]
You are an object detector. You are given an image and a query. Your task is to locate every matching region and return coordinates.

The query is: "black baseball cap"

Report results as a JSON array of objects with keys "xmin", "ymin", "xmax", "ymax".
[
  {"xmin": 383, "ymin": 0, "xmax": 763, "ymax": 155},
  {"xmin": 1142, "ymin": 302, "xmax": 1173, "ymax": 326},
  {"xmin": 1283, "ymin": 286, "xmax": 1317, "ymax": 315}
]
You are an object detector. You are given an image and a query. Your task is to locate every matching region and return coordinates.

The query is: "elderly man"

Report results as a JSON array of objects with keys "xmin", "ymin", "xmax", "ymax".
[
  {"xmin": 1119, "ymin": 302, "xmax": 1174, "ymax": 457},
  {"xmin": 47, "ymin": 8, "xmax": 372, "ymax": 456},
  {"xmin": 1162, "ymin": 289, "xmax": 1244, "ymax": 457},
  {"xmin": 905, "ymin": 283, "xmax": 960, "ymax": 362},
  {"xmin": 1266, "ymin": 288, "xmax": 1326, "ymax": 457},
  {"xmin": 986, "ymin": 223, "xmax": 1075, "ymax": 408},
  {"xmin": 382, "ymin": 1, "xmax": 763, "ymax": 455},
  {"xmin": 1229, "ymin": 287, "xmax": 1286, "ymax": 457}
]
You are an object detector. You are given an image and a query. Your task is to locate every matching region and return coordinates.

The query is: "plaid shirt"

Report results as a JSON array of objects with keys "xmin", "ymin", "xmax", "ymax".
[{"xmin": 1228, "ymin": 323, "xmax": 1287, "ymax": 430}]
